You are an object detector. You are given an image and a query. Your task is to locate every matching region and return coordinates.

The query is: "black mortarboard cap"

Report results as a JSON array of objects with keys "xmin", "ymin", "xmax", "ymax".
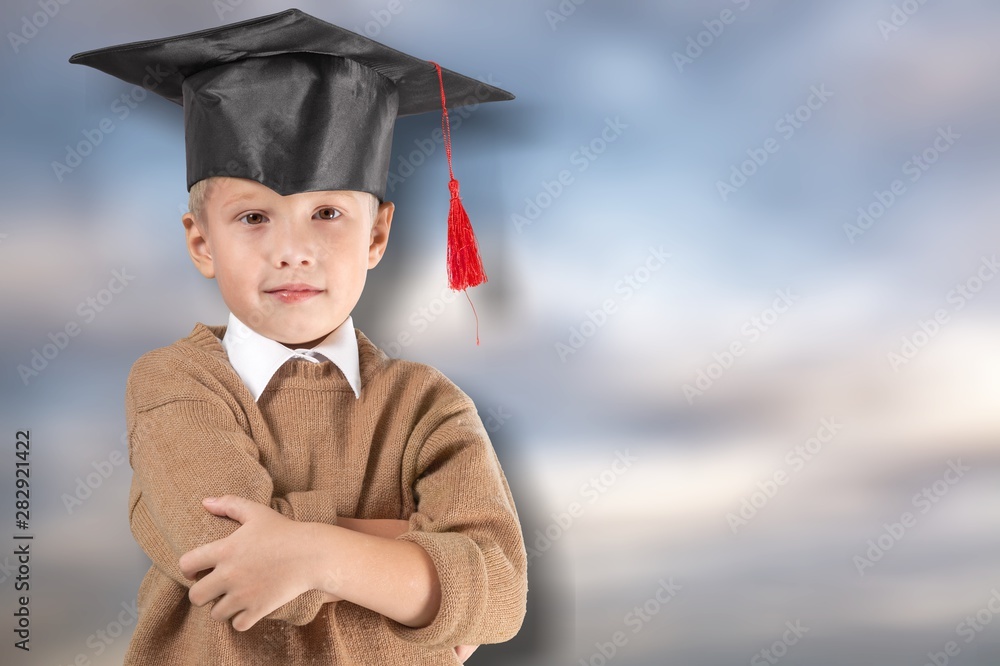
[{"xmin": 67, "ymin": 8, "xmax": 514, "ymax": 203}]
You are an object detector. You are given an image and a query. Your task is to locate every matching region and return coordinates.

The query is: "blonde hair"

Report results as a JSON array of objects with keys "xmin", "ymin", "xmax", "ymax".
[
  {"xmin": 188, "ymin": 177, "xmax": 380, "ymax": 226},
  {"xmin": 188, "ymin": 177, "xmax": 214, "ymax": 222}
]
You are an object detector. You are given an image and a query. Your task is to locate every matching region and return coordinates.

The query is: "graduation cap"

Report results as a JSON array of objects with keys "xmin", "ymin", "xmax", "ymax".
[{"xmin": 69, "ymin": 8, "xmax": 514, "ymax": 293}]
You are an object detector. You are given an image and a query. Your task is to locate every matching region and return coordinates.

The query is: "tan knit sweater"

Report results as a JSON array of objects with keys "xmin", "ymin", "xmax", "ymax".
[{"xmin": 122, "ymin": 322, "xmax": 527, "ymax": 665}]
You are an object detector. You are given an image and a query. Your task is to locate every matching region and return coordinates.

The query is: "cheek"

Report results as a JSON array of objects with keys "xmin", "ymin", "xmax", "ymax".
[
  {"xmin": 215, "ymin": 238, "xmax": 256, "ymax": 268},
  {"xmin": 213, "ymin": 269, "xmax": 242, "ymax": 301},
  {"xmin": 322, "ymin": 232, "xmax": 371, "ymax": 266},
  {"xmin": 212, "ymin": 245, "xmax": 258, "ymax": 290}
]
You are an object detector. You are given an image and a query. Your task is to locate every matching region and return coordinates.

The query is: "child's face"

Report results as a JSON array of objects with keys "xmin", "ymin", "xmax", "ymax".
[{"xmin": 182, "ymin": 177, "xmax": 392, "ymax": 347}]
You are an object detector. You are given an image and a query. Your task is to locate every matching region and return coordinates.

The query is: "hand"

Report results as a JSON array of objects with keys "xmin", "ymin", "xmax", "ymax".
[
  {"xmin": 178, "ymin": 495, "xmax": 321, "ymax": 631},
  {"xmin": 455, "ymin": 645, "xmax": 480, "ymax": 662}
]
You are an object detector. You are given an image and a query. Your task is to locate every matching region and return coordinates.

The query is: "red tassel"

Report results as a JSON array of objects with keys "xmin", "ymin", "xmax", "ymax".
[
  {"xmin": 446, "ymin": 178, "xmax": 487, "ymax": 291},
  {"xmin": 431, "ymin": 61, "xmax": 488, "ymax": 292}
]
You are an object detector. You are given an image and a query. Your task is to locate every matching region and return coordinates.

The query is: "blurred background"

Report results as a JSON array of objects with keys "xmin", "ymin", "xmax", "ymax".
[{"xmin": 3, "ymin": 0, "xmax": 1000, "ymax": 664}]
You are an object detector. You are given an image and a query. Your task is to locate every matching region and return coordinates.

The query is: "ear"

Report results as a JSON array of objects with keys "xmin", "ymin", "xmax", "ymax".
[
  {"xmin": 368, "ymin": 200, "xmax": 394, "ymax": 269},
  {"xmin": 182, "ymin": 213, "xmax": 216, "ymax": 279}
]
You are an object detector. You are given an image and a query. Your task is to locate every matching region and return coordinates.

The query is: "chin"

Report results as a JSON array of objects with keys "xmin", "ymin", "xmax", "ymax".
[{"xmin": 281, "ymin": 323, "xmax": 338, "ymax": 345}]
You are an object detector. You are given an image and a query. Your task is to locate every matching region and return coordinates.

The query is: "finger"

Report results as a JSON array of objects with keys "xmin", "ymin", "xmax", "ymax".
[
  {"xmin": 201, "ymin": 494, "xmax": 256, "ymax": 523},
  {"xmin": 188, "ymin": 570, "xmax": 228, "ymax": 607},
  {"xmin": 230, "ymin": 607, "xmax": 262, "ymax": 632},
  {"xmin": 179, "ymin": 542, "xmax": 221, "ymax": 580},
  {"xmin": 209, "ymin": 594, "xmax": 244, "ymax": 625}
]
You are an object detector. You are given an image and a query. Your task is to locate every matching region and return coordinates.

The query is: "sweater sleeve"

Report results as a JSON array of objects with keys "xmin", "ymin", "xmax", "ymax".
[
  {"xmin": 125, "ymin": 352, "xmax": 339, "ymax": 626},
  {"xmin": 383, "ymin": 394, "xmax": 528, "ymax": 648}
]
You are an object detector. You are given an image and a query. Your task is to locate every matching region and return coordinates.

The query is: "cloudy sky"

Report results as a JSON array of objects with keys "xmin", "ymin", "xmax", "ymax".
[{"xmin": 2, "ymin": 1, "xmax": 1000, "ymax": 664}]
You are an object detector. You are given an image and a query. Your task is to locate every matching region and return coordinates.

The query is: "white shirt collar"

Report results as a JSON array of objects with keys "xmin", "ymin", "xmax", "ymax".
[{"xmin": 221, "ymin": 312, "xmax": 361, "ymax": 401}]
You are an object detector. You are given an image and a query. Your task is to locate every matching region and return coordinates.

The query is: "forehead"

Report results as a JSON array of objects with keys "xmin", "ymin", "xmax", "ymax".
[{"xmin": 205, "ymin": 178, "xmax": 371, "ymax": 209}]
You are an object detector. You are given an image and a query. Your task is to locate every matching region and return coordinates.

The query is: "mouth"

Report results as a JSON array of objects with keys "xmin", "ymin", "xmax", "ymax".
[{"xmin": 264, "ymin": 283, "xmax": 324, "ymax": 304}]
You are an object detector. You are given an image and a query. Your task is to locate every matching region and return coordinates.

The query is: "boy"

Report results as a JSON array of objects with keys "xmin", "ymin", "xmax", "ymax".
[{"xmin": 69, "ymin": 8, "xmax": 527, "ymax": 665}]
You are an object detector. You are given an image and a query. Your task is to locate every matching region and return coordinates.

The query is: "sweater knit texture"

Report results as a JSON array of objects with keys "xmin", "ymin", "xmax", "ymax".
[{"xmin": 122, "ymin": 322, "xmax": 527, "ymax": 665}]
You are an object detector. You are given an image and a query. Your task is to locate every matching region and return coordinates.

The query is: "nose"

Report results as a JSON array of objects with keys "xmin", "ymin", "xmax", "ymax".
[{"xmin": 272, "ymin": 221, "xmax": 316, "ymax": 268}]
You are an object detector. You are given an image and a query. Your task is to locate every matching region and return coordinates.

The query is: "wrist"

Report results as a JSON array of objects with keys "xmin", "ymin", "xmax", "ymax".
[{"xmin": 306, "ymin": 522, "xmax": 348, "ymax": 595}]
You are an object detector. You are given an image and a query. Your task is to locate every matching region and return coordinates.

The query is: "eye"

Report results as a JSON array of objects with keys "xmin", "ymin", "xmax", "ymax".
[
  {"xmin": 238, "ymin": 212, "xmax": 267, "ymax": 225},
  {"xmin": 315, "ymin": 207, "xmax": 341, "ymax": 220}
]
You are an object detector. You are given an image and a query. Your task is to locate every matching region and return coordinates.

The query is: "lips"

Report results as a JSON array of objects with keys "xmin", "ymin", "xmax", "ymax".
[{"xmin": 264, "ymin": 283, "xmax": 323, "ymax": 304}]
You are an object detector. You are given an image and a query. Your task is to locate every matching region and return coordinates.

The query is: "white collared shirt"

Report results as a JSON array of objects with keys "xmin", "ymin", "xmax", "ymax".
[{"xmin": 221, "ymin": 312, "xmax": 361, "ymax": 401}]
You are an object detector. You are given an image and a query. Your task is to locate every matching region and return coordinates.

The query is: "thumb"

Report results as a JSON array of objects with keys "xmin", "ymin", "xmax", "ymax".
[{"xmin": 202, "ymin": 494, "xmax": 257, "ymax": 523}]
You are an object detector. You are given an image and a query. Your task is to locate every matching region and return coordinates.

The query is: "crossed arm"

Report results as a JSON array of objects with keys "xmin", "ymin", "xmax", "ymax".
[
  {"xmin": 124, "ymin": 355, "xmax": 523, "ymax": 657},
  {"xmin": 178, "ymin": 497, "xmax": 442, "ymax": 629},
  {"xmin": 176, "ymin": 502, "xmax": 480, "ymax": 662},
  {"xmin": 129, "ymin": 399, "xmax": 481, "ymax": 659}
]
